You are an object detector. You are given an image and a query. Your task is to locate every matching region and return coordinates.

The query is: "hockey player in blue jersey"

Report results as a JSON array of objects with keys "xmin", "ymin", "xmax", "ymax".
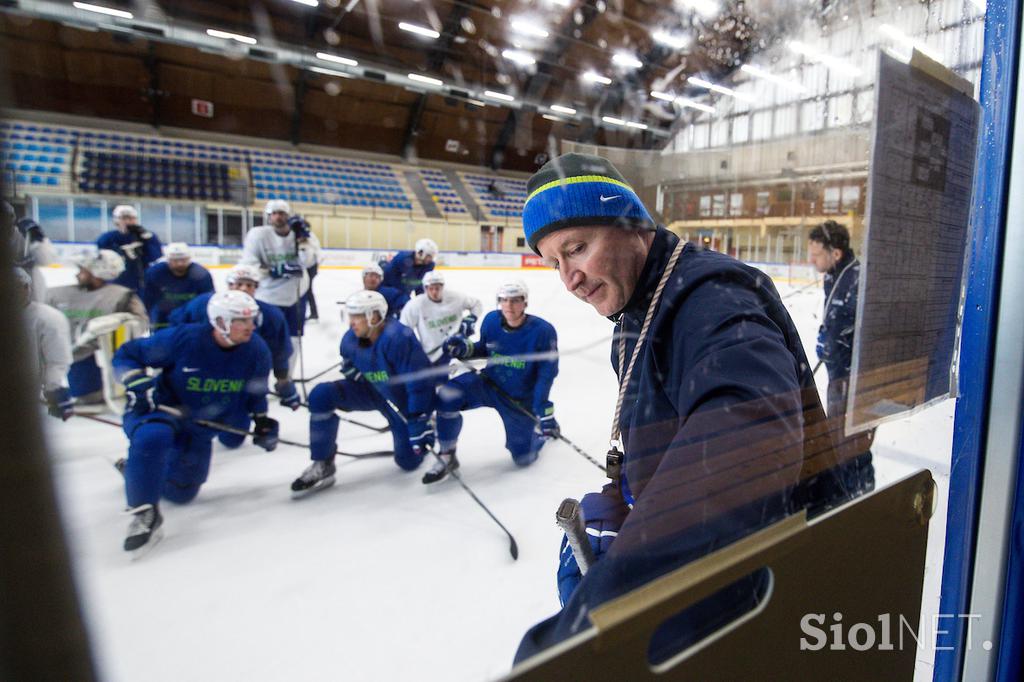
[
  {"xmin": 113, "ymin": 290, "xmax": 278, "ymax": 554},
  {"xmin": 361, "ymin": 263, "xmax": 408, "ymax": 318},
  {"xmin": 96, "ymin": 205, "xmax": 163, "ymax": 295},
  {"xmin": 381, "ymin": 238, "xmax": 438, "ymax": 297},
  {"xmin": 290, "ymin": 290, "xmax": 435, "ymax": 497},
  {"xmin": 141, "ymin": 242, "xmax": 215, "ymax": 329},
  {"xmin": 169, "ymin": 264, "xmax": 298, "ymax": 415},
  {"xmin": 431, "ymin": 279, "xmax": 559, "ymax": 484}
]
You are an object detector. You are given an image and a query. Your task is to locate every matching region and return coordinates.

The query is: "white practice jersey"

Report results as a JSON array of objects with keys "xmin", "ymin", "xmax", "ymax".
[
  {"xmin": 24, "ymin": 301, "xmax": 73, "ymax": 392},
  {"xmin": 400, "ymin": 289, "xmax": 482, "ymax": 362},
  {"xmin": 46, "ymin": 283, "xmax": 148, "ymax": 362},
  {"xmin": 240, "ymin": 227, "xmax": 321, "ymax": 307}
]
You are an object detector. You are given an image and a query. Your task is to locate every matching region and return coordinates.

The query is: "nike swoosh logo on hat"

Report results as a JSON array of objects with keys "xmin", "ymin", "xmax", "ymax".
[{"xmin": 599, "ymin": 195, "xmax": 621, "ymax": 202}]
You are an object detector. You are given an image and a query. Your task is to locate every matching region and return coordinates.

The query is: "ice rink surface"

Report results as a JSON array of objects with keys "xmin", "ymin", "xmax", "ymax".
[{"xmin": 39, "ymin": 263, "xmax": 953, "ymax": 682}]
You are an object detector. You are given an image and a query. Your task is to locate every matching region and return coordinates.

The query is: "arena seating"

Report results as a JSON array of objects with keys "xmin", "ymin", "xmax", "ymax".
[
  {"xmin": 418, "ymin": 168, "xmax": 468, "ymax": 215},
  {"xmin": 460, "ymin": 172, "xmax": 527, "ymax": 220},
  {"xmin": 0, "ymin": 122, "xmax": 73, "ymax": 189},
  {"xmin": 2, "ymin": 118, "xmax": 527, "ymax": 220}
]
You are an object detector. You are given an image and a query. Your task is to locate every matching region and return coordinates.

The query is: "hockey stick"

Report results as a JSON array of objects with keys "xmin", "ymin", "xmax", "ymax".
[
  {"xmin": 271, "ymin": 392, "xmax": 390, "ymax": 434},
  {"xmin": 812, "ymin": 360, "xmax": 823, "ymax": 375},
  {"xmin": 295, "ymin": 361, "xmax": 342, "ymax": 384},
  {"xmin": 455, "ymin": 361, "xmax": 606, "ymax": 473},
  {"xmin": 358, "ymin": 378, "xmax": 519, "ymax": 560}
]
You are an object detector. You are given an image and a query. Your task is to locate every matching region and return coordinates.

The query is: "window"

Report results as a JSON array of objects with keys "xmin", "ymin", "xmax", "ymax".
[
  {"xmin": 731, "ymin": 115, "xmax": 750, "ymax": 144},
  {"xmin": 824, "ymin": 186, "xmax": 841, "ymax": 213},
  {"xmin": 841, "ymin": 185, "xmax": 861, "ymax": 212},
  {"xmin": 729, "ymin": 193, "xmax": 744, "ymax": 217},
  {"xmin": 699, "ymin": 195, "xmax": 711, "ymax": 218},
  {"xmin": 756, "ymin": 191, "xmax": 771, "ymax": 216},
  {"xmin": 712, "ymin": 194, "xmax": 726, "ymax": 217}
]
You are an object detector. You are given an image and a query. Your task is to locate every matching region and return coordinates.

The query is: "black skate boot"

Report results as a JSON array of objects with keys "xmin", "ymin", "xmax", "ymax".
[
  {"xmin": 422, "ymin": 451, "xmax": 459, "ymax": 485},
  {"xmin": 124, "ymin": 503, "xmax": 164, "ymax": 557},
  {"xmin": 291, "ymin": 459, "xmax": 337, "ymax": 498}
]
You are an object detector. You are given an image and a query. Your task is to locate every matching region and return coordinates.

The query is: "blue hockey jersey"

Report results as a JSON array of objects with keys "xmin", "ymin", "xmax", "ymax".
[
  {"xmin": 112, "ymin": 323, "xmax": 271, "ymax": 433},
  {"xmin": 96, "ymin": 228, "xmax": 163, "ymax": 294},
  {"xmin": 471, "ymin": 311, "xmax": 558, "ymax": 414},
  {"xmin": 169, "ymin": 292, "xmax": 292, "ymax": 377},
  {"xmin": 381, "ymin": 250, "xmax": 435, "ymax": 296},
  {"xmin": 340, "ymin": 318, "xmax": 434, "ymax": 417},
  {"xmin": 141, "ymin": 261, "xmax": 215, "ymax": 328}
]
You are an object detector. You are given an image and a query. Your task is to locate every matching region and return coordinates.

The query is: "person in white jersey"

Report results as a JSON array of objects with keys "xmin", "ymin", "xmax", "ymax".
[{"xmin": 399, "ymin": 270, "xmax": 482, "ymax": 366}]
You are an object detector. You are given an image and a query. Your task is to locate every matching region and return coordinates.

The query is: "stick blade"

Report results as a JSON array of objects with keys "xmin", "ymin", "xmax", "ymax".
[{"xmin": 509, "ymin": 537, "xmax": 519, "ymax": 561}]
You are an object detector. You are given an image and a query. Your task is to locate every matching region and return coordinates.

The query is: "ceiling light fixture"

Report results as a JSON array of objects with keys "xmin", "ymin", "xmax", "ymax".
[
  {"xmin": 502, "ymin": 49, "xmax": 537, "ymax": 67},
  {"xmin": 650, "ymin": 90, "xmax": 675, "ymax": 102},
  {"xmin": 510, "ymin": 19, "xmax": 549, "ymax": 39},
  {"xmin": 289, "ymin": 0, "xmax": 319, "ymax": 6},
  {"xmin": 549, "ymin": 104, "xmax": 576, "ymax": 115},
  {"xmin": 652, "ymin": 30, "xmax": 690, "ymax": 50},
  {"xmin": 484, "ymin": 90, "xmax": 515, "ymax": 102},
  {"xmin": 739, "ymin": 64, "xmax": 807, "ymax": 93},
  {"xmin": 408, "ymin": 73, "xmax": 443, "ymax": 86},
  {"xmin": 582, "ymin": 71, "xmax": 612, "ymax": 85},
  {"xmin": 542, "ymin": 114, "xmax": 562, "ymax": 122},
  {"xmin": 612, "ymin": 53, "xmax": 643, "ymax": 69},
  {"xmin": 679, "ymin": 0, "xmax": 719, "ymax": 17},
  {"xmin": 72, "ymin": 2, "xmax": 132, "ymax": 19},
  {"xmin": 687, "ymin": 76, "xmax": 752, "ymax": 101},
  {"xmin": 601, "ymin": 116, "xmax": 625, "ymax": 125},
  {"xmin": 626, "ymin": 121, "xmax": 648, "ymax": 130},
  {"xmin": 787, "ymin": 41, "xmax": 862, "ymax": 77},
  {"xmin": 399, "ymin": 22, "xmax": 440, "ymax": 39},
  {"xmin": 206, "ymin": 28, "xmax": 257, "ymax": 45},
  {"xmin": 315, "ymin": 51, "xmax": 360, "ymax": 66},
  {"xmin": 675, "ymin": 97, "xmax": 715, "ymax": 113}
]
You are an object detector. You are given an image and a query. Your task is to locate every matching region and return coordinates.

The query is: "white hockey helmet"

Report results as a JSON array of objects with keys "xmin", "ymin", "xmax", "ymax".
[
  {"xmin": 226, "ymin": 263, "xmax": 262, "ymax": 287},
  {"xmin": 207, "ymin": 290, "xmax": 259, "ymax": 339},
  {"xmin": 76, "ymin": 249, "xmax": 125, "ymax": 281},
  {"xmin": 496, "ymin": 279, "xmax": 528, "ymax": 303},
  {"xmin": 422, "ymin": 270, "xmax": 445, "ymax": 287},
  {"xmin": 345, "ymin": 290, "xmax": 388, "ymax": 326},
  {"xmin": 264, "ymin": 199, "xmax": 291, "ymax": 215},
  {"xmin": 362, "ymin": 263, "xmax": 384, "ymax": 278},
  {"xmin": 112, "ymin": 204, "xmax": 138, "ymax": 220},
  {"xmin": 164, "ymin": 242, "xmax": 191, "ymax": 261},
  {"xmin": 415, "ymin": 238, "xmax": 439, "ymax": 258}
]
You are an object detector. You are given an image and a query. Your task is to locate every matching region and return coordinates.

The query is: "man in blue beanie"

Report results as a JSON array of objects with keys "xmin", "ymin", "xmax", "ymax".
[{"xmin": 514, "ymin": 152, "xmax": 859, "ymax": 664}]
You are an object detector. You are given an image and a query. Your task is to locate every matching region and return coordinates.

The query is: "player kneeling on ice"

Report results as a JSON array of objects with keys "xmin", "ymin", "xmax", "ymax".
[
  {"xmin": 431, "ymin": 279, "xmax": 559, "ymax": 484},
  {"xmin": 400, "ymin": 270, "xmax": 482, "ymax": 366},
  {"xmin": 112, "ymin": 290, "xmax": 278, "ymax": 555},
  {"xmin": 361, "ymin": 263, "xmax": 408, "ymax": 319},
  {"xmin": 169, "ymin": 264, "xmax": 298, "ymax": 418},
  {"xmin": 292, "ymin": 290, "xmax": 435, "ymax": 497}
]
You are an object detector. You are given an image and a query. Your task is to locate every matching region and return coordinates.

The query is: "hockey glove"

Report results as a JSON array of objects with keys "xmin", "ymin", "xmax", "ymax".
[
  {"xmin": 16, "ymin": 217, "xmax": 45, "ymax": 242},
  {"xmin": 443, "ymin": 334, "xmax": 473, "ymax": 360},
  {"xmin": 288, "ymin": 215, "xmax": 311, "ymax": 241},
  {"xmin": 126, "ymin": 222, "xmax": 153, "ymax": 240},
  {"xmin": 252, "ymin": 415, "xmax": 279, "ymax": 452},
  {"xmin": 270, "ymin": 261, "xmax": 304, "ymax": 279},
  {"xmin": 275, "ymin": 380, "xmax": 302, "ymax": 411},
  {"xmin": 407, "ymin": 414, "xmax": 435, "ymax": 457},
  {"xmin": 557, "ymin": 490, "xmax": 629, "ymax": 607},
  {"xmin": 123, "ymin": 371, "xmax": 158, "ymax": 416},
  {"xmin": 815, "ymin": 325, "xmax": 830, "ymax": 364},
  {"xmin": 459, "ymin": 314, "xmax": 478, "ymax": 338},
  {"xmin": 45, "ymin": 387, "xmax": 74, "ymax": 421},
  {"xmin": 535, "ymin": 412, "xmax": 560, "ymax": 439},
  {"xmin": 340, "ymin": 360, "xmax": 362, "ymax": 382}
]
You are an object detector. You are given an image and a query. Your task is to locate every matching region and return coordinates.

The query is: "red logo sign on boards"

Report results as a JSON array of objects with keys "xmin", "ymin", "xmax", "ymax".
[{"xmin": 521, "ymin": 254, "xmax": 546, "ymax": 268}]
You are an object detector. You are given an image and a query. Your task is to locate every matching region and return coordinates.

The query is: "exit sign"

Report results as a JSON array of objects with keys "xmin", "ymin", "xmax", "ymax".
[{"xmin": 191, "ymin": 99, "xmax": 214, "ymax": 118}]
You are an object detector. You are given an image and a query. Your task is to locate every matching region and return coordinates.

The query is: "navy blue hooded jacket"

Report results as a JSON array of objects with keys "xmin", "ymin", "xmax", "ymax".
[
  {"xmin": 381, "ymin": 250, "xmax": 435, "ymax": 296},
  {"xmin": 516, "ymin": 227, "xmax": 838, "ymax": 663},
  {"xmin": 817, "ymin": 251, "xmax": 860, "ymax": 382}
]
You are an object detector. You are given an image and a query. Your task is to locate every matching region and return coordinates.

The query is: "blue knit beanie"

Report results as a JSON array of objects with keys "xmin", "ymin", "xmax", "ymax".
[{"xmin": 522, "ymin": 153, "xmax": 655, "ymax": 254}]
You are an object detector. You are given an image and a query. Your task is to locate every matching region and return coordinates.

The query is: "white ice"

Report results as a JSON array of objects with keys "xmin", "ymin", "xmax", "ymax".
[{"xmin": 39, "ymin": 264, "xmax": 953, "ymax": 682}]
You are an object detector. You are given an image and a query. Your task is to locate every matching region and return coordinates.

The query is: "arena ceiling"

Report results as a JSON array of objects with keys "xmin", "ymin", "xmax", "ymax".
[{"xmin": 0, "ymin": 0, "xmax": 813, "ymax": 172}]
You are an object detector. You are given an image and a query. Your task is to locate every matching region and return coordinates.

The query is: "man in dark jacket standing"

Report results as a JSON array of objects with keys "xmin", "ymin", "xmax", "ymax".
[{"xmin": 515, "ymin": 153, "xmax": 850, "ymax": 664}]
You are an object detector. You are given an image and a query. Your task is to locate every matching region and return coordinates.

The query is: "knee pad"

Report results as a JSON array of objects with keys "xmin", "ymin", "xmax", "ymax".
[
  {"xmin": 394, "ymin": 450, "xmax": 422, "ymax": 472},
  {"xmin": 218, "ymin": 432, "xmax": 246, "ymax": 449},
  {"xmin": 308, "ymin": 382, "xmax": 339, "ymax": 414},
  {"xmin": 162, "ymin": 479, "xmax": 201, "ymax": 504}
]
